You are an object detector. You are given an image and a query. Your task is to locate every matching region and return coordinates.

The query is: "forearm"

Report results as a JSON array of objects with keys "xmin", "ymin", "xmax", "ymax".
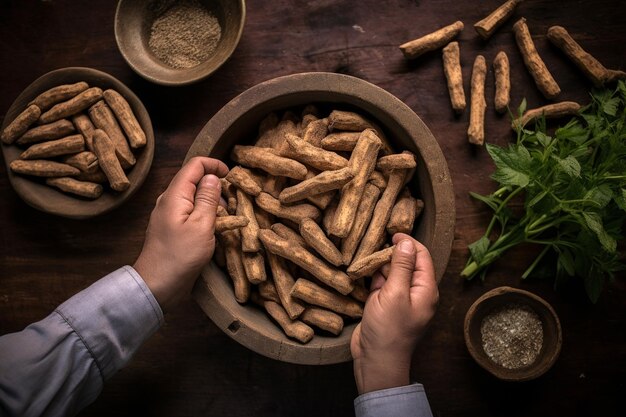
[{"xmin": 0, "ymin": 266, "xmax": 163, "ymax": 417}]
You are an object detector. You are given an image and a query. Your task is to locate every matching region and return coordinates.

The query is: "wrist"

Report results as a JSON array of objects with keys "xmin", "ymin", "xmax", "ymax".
[{"xmin": 353, "ymin": 353, "xmax": 412, "ymax": 394}]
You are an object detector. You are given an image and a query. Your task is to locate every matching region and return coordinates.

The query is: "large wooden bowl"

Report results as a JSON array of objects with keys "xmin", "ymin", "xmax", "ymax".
[
  {"xmin": 1, "ymin": 67, "xmax": 154, "ymax": 219},
  {"xmin": 185, "ymin": 72, "xmax": 455, "ymax": 364}
]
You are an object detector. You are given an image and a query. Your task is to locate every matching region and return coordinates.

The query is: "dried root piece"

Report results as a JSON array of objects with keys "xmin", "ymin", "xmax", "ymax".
[
  {"xmin": 376, "ymin": 151, "xmax": 416, "ymax": 171},
  {"xmin": 258, "ymin": 230, "xmax": 353, "ymax": 295},
  {"xmin": 92, "ymin": 129, "xmax": 130, "ymax": 192},
  {"xmin": 347, "ymin": 246, "xmax": 395, "ymax": 279},
  {"xmin": 279, "ymin": 167, "xmax": 353, "ymax": 204},
  {"xmin": 327, "ymin": 110, "xmax": 372, "ymax": 132},
  {"xmin": 474, "ymin": 0, "xmax": 523, "ymax": 40},
  {"xmin": 45, "ymin": 177, "xmax": 103, "ymax": 199},
  {"xmin": 300, "ymin": 218, "xmax": 343, "ymax": 266},
  {"xmin": 29, "ymin": 81, "xmax": 89, "ymax": 111},
  {"xmin": 302, "ymin": 118, "xmax": 329, "ymax": 147},
  {"xmin": 103, "ymin": 89, "xmax": 146, "ymax": 148},
  {"xmin": 386, "ymin": 188, "xmax": 418, "ymax": 235},
  {"xmin": 442, "ymin": 42, "xmax": 466, "ymax": 114},
  {"xmin": 231, "ymin": 145, "xmax": 307, "ymax": 179},
  {"xmin": 368, "ymin": 171, "xmax": 387, "ymax": 189},
  {"xmin": 512, "ymin": 101, "xmax": 581, "ymax": 129},
  {"xmin": 242, "ymin": 252, "xmax": 267, "ymax": 284},
  {"xmin": 513, "ymin": 18, "xmax": 561, "ymax": 100},
  {"xmin": 258, "ymin": 280, "xmax": 281, "ymax": 303},
  {"xmin": 1, "ymin": 104, "xmax": 41, "ymax": 145},
  {"xmin": 62, "ymin": 151, "xmax": 99, "ymax": 173},
  {"xmin": 468, "ymin": 55, "xmax": 487, "ymax": 146},
  {"xmin": 254, "ymin": 207, "xmax": 274, "ymax": 229},
  {"xmin": 220, "ymin": 229, "xmax": 250, "ymax": 303},
  {"xmin": 76, "ymin": 168, "xmax": 108, "ymax": 184},
  {"xmin": 306, "ymin": 189, "xmax": 336, "ymax": 210},
  {"xmin": 270, "ymin": 223, "xmax": 307, "ymax": 247},
  {"xmin": 72, "ymin": 114, "xmax": 96, "ymax": 152},
  {"xmin": 215, "ymin": 215, "xmax": 249, "ymax": 233},
  {"xmin": 236, "ymin": 189, "xmax": 261, "ymax": 252},
  {"xmin": 320, "ymin": 132, "xmax": 360, "ymax": 153},
  {"xmin": 88, "ymin": 100, "xmax": 136, "ymax": 168},
  {"xmin": 547, "ymin": 25, "xmax": 626, "ymax": 87},
  {"xmin": 40, "ymin": 87, "xmax": 103, "ymax": 124},
  {"xmin": 494, "ymin": 51, "xmax": 511, "ymax": 114},
  {"xmin": 350, "ymin": 279, "xmax": 369, "ymax": 303},
  {"xmin": 20, "ymin": 134, "xmax": 84, "ymax": 160},
  {"xmin": 263, "ymin": 300, "xmax": 314, "ymax": 344},
  {"xmin": 300, "ymin": 307, "xmax": 344, "ymax": 335},
  {"xmin": 399, "ymin": 21, "xmax": 464, "ymax": 59},
  {"xmin": 226, "ymin": 166, "xmax": 263, "ymax": 196},
  {"xmin": 256, "ymin": 192, "xmax": 321, "ymax": 224},
  {"xmin": 291, "ymin": 278, "xmax": 363, "ymax": 318},
  {"xmin": 267, "ymin": 252, "xmax": 304, "ymax": 319},
  {"xmin": 283, "ymin": 134, "xmax": 348, "ymax": 171},
  {"xmin": 16, "ymin": 119, "xmax": 75, "ymax": 145},
  {"xmin": 341, "ymin": 183, "xmax": 381, "ymax": 266},
  {"xmin": 10, "ymin": 159, "xmax": 79, "ymax": 177}
]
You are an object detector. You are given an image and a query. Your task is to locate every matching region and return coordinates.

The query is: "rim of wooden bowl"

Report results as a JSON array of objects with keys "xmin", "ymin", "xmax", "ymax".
[
  {"xmin": 114, "ymin": 0, "xmax": 246, "ymax": 86},
  {"xmin": 1, "ymin": 67, "xmax": 154, "ymax": 219},
  {"xmin": 185, "ymin": 72, "xmax": 456, "ymax": 364},
  {"xmin": 464, "ymin": 286, "xmax": 563, "ymax": 381}
]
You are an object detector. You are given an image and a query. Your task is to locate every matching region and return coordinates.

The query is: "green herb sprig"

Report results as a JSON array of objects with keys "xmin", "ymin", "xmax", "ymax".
[{"xmin": 462, "ymin": 81, "xmax": 626, "ymax": 302}]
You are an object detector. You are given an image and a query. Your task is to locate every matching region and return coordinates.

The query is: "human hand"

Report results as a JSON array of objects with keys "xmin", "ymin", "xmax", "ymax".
[
  {"xmin": 133, "ymin": 157, "xmax": 229, "ymax": 313},
  {"xmin": 350, "ymin": 233, "xmax": 439, "ymax": 394}
]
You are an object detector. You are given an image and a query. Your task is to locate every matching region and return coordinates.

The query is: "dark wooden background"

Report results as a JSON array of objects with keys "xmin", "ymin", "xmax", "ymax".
[{"xmin": 1, "ymin": 1, "xmax": 624, "ymax": 416}]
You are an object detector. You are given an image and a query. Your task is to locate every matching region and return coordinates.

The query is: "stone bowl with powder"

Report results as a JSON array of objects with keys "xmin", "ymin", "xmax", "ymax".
[
  {"xmin": 115, "ymin": 0, "xmax": 245, "ymax": 86},
  {"xmin": 464, "ymin": 286, "xmax": 562, "ymax": 381}
]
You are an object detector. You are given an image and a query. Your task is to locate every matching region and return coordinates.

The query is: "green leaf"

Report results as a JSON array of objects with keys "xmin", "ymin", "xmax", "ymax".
[
  {"xmin": 468, "ymin": 236, "xmax": 490, "ymax": 262},
  {"xmin": 486, "ymin": 143, "xmax": 532, "ymax": 188},
  {"xmin": 582, "ymin": 212, "xmax": 617, "ymax": 253},
  {"xmin": 557, "ymin": 248, "xmax": 576, "ymax": 276},
  {"xmin": 602, "ymin": 97, "xmax": 619, "ymax": 116},
  {"xmin": 469, "ymin": 192, "xmax": 499, "ymax": 211},
  {"xmin": 518, "ymin": 98, "xmax": 527, "ymax": 117},
  {"xmin": 584, "ymin": 185, "xmax": 613, "ymax": 209},
  {"xmin": 615, "ymin": 189, "xmax": 626, "ymax": 212},
  {"xmin": 536, "ymin": 131, "xmax": 552, "ymax": 147},
  {"xmin": 552, "ymin": 155, "xmax": 581, "ymax": 178},
  {"xmin": 584, "ymin": 274, "xmax": 604, "ymax": 304}
]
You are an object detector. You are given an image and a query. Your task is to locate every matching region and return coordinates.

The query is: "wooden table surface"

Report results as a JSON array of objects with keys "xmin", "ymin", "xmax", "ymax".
[{"xmin": 1, "ymin": 1, "xmax": 624, "ymax": 416}]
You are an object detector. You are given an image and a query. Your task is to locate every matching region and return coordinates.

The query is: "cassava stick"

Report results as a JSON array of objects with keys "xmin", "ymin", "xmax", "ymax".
[
  {"xmin": 263, "ymin": 300, "xmax": 314, "ymax": 344},
  {"xmin": 399, "ymin": 21, "xmax": 464, "ymax": 59},
  {"xmin": 320, "ymin": 132, "xmax": 361, "ymax": 152},
  {"xmin": 283, "ymin": 134, "xmax": 348, "ymax": 171},
  {"xmin": 10, "ymin": 159, "xmax": 80, "ymax": 177},
  {"xmin": 102, "ymin": 89, "xmax": 146, "ymax": 148},
  {"xmin": 291, "ymin": 278, "xmax": 363, "ymax": 318},
  {"xmin": 350, "ymin": 279, "xmax": 369, "ymax": 303},
  {"xmin": 327, "ymin": 110, "xmax": 372, "ymax": 132},
  {"xmin": 368, "ymin": 171, "xmax": 387, "ymax": 189},
  {"xmin": 494, "ymin": 51, "xmax": 511, "ymax": 114},
  {"xmin": 16, "ymin": 119, "xmax": 75, "ymax": 145},
  {"xmin": 300, "ymin": 218, "xmax": 343, "ymax": 266},
  {"xmin": 347, "ymin": 246, "xmax": 395, "ymax": 279},
  {"xmin": 547, "ymin": 25, "xmax": 626, "ymax": 87},
  {"xmin": 258, "ymin": 280, "xmax": 281, "ymax": 303},
  {"xmin": 468, "ymin": 55, "xmax": 487, "ymax": 146},
  {"xmin": 92, "ymin": 129, "xmax": 130, "ymax": 192},
  {"xmin": 231, "ymin": 145, "xmax": 307, "ymax": 179},
  {"xmin": 512, "ymin": 101, "xmax": 581, "ymax": 129},
  {"xmin": 513, "ymin": 18, "xmax": 561, "ymax": 100},
  {"xmin": 242, "ymin": 252, "xmax": 267, "ymax": 284},
  {"xmin": 341, "ymin": 183, "xmax": 381, "ymax": 266},
  {"xmin": 270, "ymin": 223, "xmax": 307, "ymax": 247},
  {"xmin": 1, "ymin": 104, "xmax": 41, "ymax": 145},
  {"xmin": 442, "ymin": 42, "xmax": 466, "ymax": 114},
  {"xmin": 29, "ymin": 82, "xmax": 89, "ymax": 111},
  {"xmin": 215, "ymin": 215, "xmax": 249, "ymax": 233},
  {"xmin": 386, "ymin": 188, "xmax": 418, "ymax": 235},
  {"xmin": 354, "ymin": 169, "xmax": 407, "ymax": 261},
  {"xmin": 226, "ymin": 166, "xmax": 263, "ymax": 196},
  {"xmin": 20, "ymin": 134, "xmax": 84, "ymax": 160},
  {"xmin": 219, "ymin": 229, "xmax": 250, "ymax": 303},
  {"xmin": 258, "ymin": 230, "xmax": 354, "ymax": 295},
  {"xmin": 72, "ymin": 114, "xmax": 96, "ymax": 152},
  {"xmin": 376, "ymin": 151, "xmax": 417, "ymax": 171},
  {"xmin": 329, "ymin": 129, "xmax": 381, "ymax": 238},
  {"xmin": 62, "ymin": 151, "xmax": 98, "ymax": 173},
  {"xmin": 45, "ymin": 177, "xmax": 103, "ymax": 199},
  {"xmin": 474, "ymin": 0, "xmax": 523, "ymax": 39},
  {"xmin": 302, "ymin": 118, "xmax": 328, "ymax": 147},
  {"xmin": 254, "ymin": 207, "xmax": 274, "ymax": 229},
  {"xmin": 76, "ymin": 168, "xmax": 108, "ymax": 184},
  {"xmin": 88, "ymin": 100, "xmax": 136, "ymax": 168},
  {"xmin": 300, "ymin": 307, "xmax": 344, "ymax": 335},
  {"xmin": 266, "ymin": 252, "xmax": 305, "ymax": 319},
  {"xmin": 279, "ymin": 167, "xmax": 353, "ymax": 204},
  {"xmin": 256, "ymin": 192, "xmax": 321, "ymax": 223},
  {"xmin": 40, "ymin": 87, "xmax": 103, "ymax": 124},
  {"xmin": 236, "ymin": 189, "xmax": 261, "ymax": 252}
]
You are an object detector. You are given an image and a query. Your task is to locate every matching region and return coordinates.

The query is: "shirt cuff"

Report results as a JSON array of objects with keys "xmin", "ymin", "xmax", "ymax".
[
  {"xmin": 55, "ymin": 265, "xmax": 164, "ymax": 380},
  {"xmin": 354, "ymin": 383, "xmax": 433, "ymax": 417}
]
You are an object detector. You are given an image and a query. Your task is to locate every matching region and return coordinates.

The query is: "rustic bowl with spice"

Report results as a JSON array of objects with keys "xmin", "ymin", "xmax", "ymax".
[
  {"xmin": 464, "ymin": 286, "xmax": 562, "ymax": 381},
  {"xmin": 184, "ymin": 72, "xmax": 456, "ymax": 364},
  {"xmin": 115, "ymin": 0, "xmax": 246, "ymax": 86}
]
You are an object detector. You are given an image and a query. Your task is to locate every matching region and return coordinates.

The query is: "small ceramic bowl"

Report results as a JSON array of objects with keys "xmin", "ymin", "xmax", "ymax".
[
  {"xmin": 464, "ymin": 286, "xmax": 562, "ymax": 381},
  {"xmin": 115, "ymin": 0, "xmax": 246, "ymax": 86},
  {"xmin": 185, "ymin": 72, "xmax": 456, "ymax": 365},
  {"xmin": 0, "ymin": 67, "xmax": 154, "ymax": 219}
]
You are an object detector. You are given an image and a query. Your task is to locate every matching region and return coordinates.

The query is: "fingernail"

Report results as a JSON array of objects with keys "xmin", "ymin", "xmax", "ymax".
[
  {"xmin": 398, "ymin": 239, "xmax": 415, "ymax": 255},
  {"xmin": 202, "ymin": 174, "xmax": 220, "ymax": 189}
]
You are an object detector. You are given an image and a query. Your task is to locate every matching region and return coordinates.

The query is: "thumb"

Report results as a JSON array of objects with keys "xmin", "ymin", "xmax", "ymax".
[
  {"xmin": 190, "ymin": 174, "xmax": 221, "ymax": 225},
  {"xmin": 385, "ymin": 239, "xmax": 416, "ymax": 294}
]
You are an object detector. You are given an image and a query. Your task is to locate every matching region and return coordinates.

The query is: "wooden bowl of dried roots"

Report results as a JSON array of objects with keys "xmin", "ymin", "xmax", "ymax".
[{"xmin": 185, "ymin": 72, "xmax": 455, "ymax": 364}]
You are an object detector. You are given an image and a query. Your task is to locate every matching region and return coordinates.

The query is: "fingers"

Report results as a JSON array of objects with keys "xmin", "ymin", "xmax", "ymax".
[
  {"xmin": 189, "ymin": 174, "xmax": 222, "ymax": 226},
  {"xmin": 392, "ymin": 233, "xmax": 436, "ymax": 288},
  {"xmin": 384, "ymin": 239, "xmax": 417, "ymax": 297},
  {"xmin": 370, "ymin": 271, "xmax": 386, "ymax": 292}
]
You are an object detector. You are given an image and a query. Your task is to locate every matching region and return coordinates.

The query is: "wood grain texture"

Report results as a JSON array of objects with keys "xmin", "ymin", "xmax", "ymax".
[{"xmin": 1, "ymin": 1, "xmax": 625, "ymax": 416}]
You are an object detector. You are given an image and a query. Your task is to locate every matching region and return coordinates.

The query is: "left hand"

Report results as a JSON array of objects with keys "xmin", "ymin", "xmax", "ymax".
[{"xmin": 134, "ymin": 157, "xmax": 229, "ymax": 312}]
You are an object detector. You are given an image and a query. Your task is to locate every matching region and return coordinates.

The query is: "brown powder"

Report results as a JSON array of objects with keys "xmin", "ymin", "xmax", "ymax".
[
  {"xmin": 148, "ymin": 0, "xmax": 221, "ymax": 69},
  {"xmin": 480, "ymin": 303, "xmax": 543, "ymax": 369}
]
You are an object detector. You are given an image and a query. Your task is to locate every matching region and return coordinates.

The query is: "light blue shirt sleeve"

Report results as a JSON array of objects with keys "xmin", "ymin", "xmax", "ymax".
[
  {"xmin": 354, "ymin": 383, "xmax": 434, "ymax": 417},
  {"xmin": 0, "ymin": 266, "xmax": 163, "ymax": 417}
]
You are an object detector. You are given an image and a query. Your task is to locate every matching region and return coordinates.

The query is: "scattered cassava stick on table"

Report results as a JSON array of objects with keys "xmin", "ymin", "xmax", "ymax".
[
  {"xmin": 219, "ymin": 229, "xmax": 250, "ymax": 303},
  {"xmin": 399, "ymin": 21, "xmax": 464, "ymax": 59},
  {"xmin": 215, "ymin": 215, "xmax": 249, "ymax": 233},
  {"xmin": 45, "ymin": 177, "xmax": 103, "ymax": 199},
  {"xmin": 226, "ymin": 166, "xmax": 263, "ymax": 196},
  {"xmin": 300, "ymin": 307, "xmax": 344, "ymax": 336},
  {"xmin": 1, "ymin": 104, "xmax": 41, "ymax": 145},
  {"xmin": 236, "ymin": 189, "xmax": 262, "ymax": 252},
  {"xmin": 231, "ymin": 145, "xmax": 308, "ymax": 179},
  {"xmin": 40, "ymin": 87, "xmax": 103, "ymax": 124},
  {"xmin": 29, "ymin": 81, "xmax": 89, "ymax": 111},
  {"xmin": 279, "ymin": 167, "xmax": 353, "ymax": 204},
  {"xmin": 256, "ymin": 192, "xmax": 321, "ymax": 223},
  {"xmin": 376, "ymin": 151, "xmax": 417, "ymax": 171},
  {"xmin": 92, "ymin": 129, "xmax": 130, "ymax": 192},
  {"xmin": 513, "ymin": 18, "xmax": 561, "ymax": 100},
  {"xmin": 9, "ymin": 159, "xmax": 80, "ymax": 177},
  {"xmin": 19, "ymin": 134, "xmax": 84, "ymax": 160},
  {"xmin": 102, "ymin": 89, "xmax": 147, "ymax": 148},
  {"xmin": 283, "ymin": 134, "xmax": 348, "ymax": 171},
  {"xmin": 474, "ymin": 0, "xmax": 523, "ymax": 40},
  {"xmin": 347, "ymin": 246, "xmax": 395, "ymax": 279},
  {"xmin": 259, "ymin": 229, "xmax": 354, "ymax": 295},
  {"xmin": 291, "ymin": 278, "xmax": 363, "ymax": 318},
  {"xmin": 512, "ymin": 101, "xmax": 581, "ymax": 129},
  {"xmin": 442, "ymin": 42, "xmax": 466, "ymax": 114},
  {"xmin": 262, "ymin": 300, "xmax": 314, "ymax": 344},
  {"xmin": 16, "ymin": 118, "xmax": 75, "ymax": 145},
  {"xmin": 468, "ymin": 55, "xmax": 487, "ymax": 146},
  {"xmin": 242, "ymin": 252, "xmax": 267, "ymax": 284},
  {"xmin": 300, "ymin": 218, "xmax": 343, "ymax": 267},
  {"xmin": 547, "ymin": 25, "xmax": 626, "ymax": 87},
  {"xmin": 386, "ymin": 188, "xmax": 420, "ymax": 235},
  {"xmin": 493, "ymin": 51, "xmax": 511, "ymax": 114},
  {"xmin": 266, "ymin": 252, "xmax": 305, "ymax": 319},
  {"xmin": 88, "ymin": 100, "xmax": 136, "ymax": 168},
  {"xmin": 72, "ymin": 114, "xmax": 96, "ymax": 152}
]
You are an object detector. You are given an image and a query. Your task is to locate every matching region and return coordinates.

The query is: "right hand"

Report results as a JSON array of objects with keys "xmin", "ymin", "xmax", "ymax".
[{"xmin": 350, "ymin": 233, "xmax": 439, "ymax": 394}]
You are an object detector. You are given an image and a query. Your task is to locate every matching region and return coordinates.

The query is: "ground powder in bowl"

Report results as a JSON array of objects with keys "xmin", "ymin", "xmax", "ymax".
[
  {"xmin": 480, "ymin": 303, "xmax": 543, "ymax": 369},
  {"xmin": 148, "ymin": 0, "xmax": 222, "ymax": 69}
]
